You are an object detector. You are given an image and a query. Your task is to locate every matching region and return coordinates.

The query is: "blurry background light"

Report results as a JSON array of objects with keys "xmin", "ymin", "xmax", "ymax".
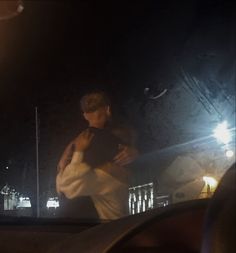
[
  {"xmin": 203, "ymin": 176, "xmax": 218, "ymax": 189},
  {"xmin": 46, "ymin": 197, "xmax": 59, "ymax": 208},
  {"xmin": 225, "ymin": 149, "xmax": 234, "ymax": 158},
  {"xmin": 17, "ymin": 197, "xmax": 31, "ymax": 208},
  {"xmin": 0, "ymin": 0, "xmax": 24, "ymax": 21},
  {"xmin": 213, "ymin": 121, "xmax": 231, "ymax": 144}
]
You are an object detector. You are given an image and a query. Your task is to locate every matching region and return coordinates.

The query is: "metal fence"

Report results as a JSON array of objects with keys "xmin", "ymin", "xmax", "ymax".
[
  {"xmin": 129, "ymin": 182, "xmax": 154, "ymax": 215},
  {"xmin": 129, "ymin": 182, "xmax": 170, "ymax": 215}
]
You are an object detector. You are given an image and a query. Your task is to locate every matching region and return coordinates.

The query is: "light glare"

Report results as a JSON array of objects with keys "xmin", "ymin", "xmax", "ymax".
[
  {"xmin": 46, "ymin": 197, "xmax": 59, "ymax": 208},
  {"xmin": 213, "ymin": 121, "xmax": 231, "ymax": 144},
  {"xmin": 226, "ymin": 150, "xmax": 234, "ymax": 158},
  {"xmin": 203, "ymin": 176, "xmax": 218, "ymax": 189}
]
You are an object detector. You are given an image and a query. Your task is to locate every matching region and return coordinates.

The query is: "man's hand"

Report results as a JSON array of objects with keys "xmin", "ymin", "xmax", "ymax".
[
  {"xmin": 113, "ymin": 145, "xmax": 139, "ymax": 166},
  {"xmin": 57, "ymin": 130, "xmax": 94, "ymax": 173},
  {"xmin": 74, "ymin": 129, "xmax": 94, "ymax": 152}
]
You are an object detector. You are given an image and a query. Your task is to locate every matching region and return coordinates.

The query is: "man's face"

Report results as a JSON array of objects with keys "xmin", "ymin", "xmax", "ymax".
[{"xmin": 84, "ymin": 106, "xmax": 111, "ymax": 127}]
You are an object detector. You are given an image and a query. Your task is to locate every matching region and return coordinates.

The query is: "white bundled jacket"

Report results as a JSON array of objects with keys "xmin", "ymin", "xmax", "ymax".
[{"xmin": 56, "ymin": 151, "xmax": 129, "ymax": 220}]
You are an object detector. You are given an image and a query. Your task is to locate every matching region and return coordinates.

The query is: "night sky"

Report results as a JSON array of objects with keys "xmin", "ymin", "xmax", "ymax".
[{"xmin": 0, "ymin": 0, "xmax": 235, "ymax": 194}]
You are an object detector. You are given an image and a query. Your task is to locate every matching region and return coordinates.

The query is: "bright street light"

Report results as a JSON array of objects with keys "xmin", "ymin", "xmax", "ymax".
[
  {"xmin": 203, "ymin": 176, "xmax": 218, "ymax": 190},
  {"xmin": 225, "ymin": 149, "xmax": 234, "ymax": 158},
  {"xmin": 213, "ymin": 121, "xmax": 231, "ymax": 144}
]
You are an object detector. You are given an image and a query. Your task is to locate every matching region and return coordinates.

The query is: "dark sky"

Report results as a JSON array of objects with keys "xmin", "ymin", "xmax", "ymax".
[
  {"xmin": 0, "ymin": 0, "xmax": 194, "ymax": 155},
  {"xmin": 0, "ymin": 0, "xmax": 235, "ymax": 192}
]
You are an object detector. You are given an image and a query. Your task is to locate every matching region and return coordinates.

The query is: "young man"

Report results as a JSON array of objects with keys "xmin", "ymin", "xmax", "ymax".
[{"xmin": 56, "ymin": 91, "xmax": 138, "ymax": 219}]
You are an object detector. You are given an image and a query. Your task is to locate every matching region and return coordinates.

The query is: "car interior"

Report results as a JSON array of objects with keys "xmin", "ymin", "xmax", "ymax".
[{"xmin": 0, "ymin": 163, "xmax": 234, "ymax": 253}]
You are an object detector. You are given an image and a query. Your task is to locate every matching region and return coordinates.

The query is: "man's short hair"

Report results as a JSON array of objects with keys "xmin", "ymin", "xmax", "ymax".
[{"xmin": 80, "ymin": 91, "xmax": 111, "ymax": 113}]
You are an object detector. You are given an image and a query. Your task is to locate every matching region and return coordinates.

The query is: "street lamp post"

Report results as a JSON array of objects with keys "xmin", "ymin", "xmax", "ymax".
[{"xmin": 35, "ymin": 107, "xmax": 40, "ymax": 218}]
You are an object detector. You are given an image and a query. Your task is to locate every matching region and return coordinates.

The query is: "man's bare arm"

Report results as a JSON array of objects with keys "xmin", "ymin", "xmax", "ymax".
[
  {"xmin": 57, "ymin": 141, "xmax": 74, "ymax": 173},
  {"xmin": 57, "ymin": 129, "xmax": 94, "ymax": 173}
]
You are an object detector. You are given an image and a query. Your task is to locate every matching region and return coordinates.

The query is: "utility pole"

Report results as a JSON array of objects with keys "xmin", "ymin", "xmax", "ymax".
[{"xmin": 35, "ymin": 107, "xmax": 40, "ymax": 218}]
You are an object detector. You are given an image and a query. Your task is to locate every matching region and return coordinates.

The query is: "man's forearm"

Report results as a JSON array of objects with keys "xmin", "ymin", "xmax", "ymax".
[{"xmin": 57, "ymin": 141, "xmax": 74, "ymax": 172}]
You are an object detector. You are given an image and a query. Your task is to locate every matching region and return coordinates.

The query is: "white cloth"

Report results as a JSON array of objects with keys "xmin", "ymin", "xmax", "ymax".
[{"xmin": 56, "ymin": 152, "xmax": 129, "ymax": 220}]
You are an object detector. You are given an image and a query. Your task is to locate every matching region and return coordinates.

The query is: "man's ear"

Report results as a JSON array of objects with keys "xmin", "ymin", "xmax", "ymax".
[
  {"xmin": 83, "ymin": 112, "xmax": 89, "ymax": 121},
  {"xmin": 106, "ymin": 106, "xmax": 111, "ymax": 116}
]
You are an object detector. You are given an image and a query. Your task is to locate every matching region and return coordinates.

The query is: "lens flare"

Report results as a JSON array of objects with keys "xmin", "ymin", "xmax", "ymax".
[{"xmin": 213, "ymin": 121, "xmax": 231, "ymax": 144}]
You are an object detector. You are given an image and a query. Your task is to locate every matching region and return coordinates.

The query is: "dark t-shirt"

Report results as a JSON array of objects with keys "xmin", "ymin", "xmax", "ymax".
[{"xmin": 83, "ymin": 127, "xmax": 121, "ymax": 168}]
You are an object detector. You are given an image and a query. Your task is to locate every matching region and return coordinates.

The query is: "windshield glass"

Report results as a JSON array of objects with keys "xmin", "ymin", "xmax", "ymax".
[{"xmin": 0, "ymin": 0, "xmax": 235, "ymax": 220}]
